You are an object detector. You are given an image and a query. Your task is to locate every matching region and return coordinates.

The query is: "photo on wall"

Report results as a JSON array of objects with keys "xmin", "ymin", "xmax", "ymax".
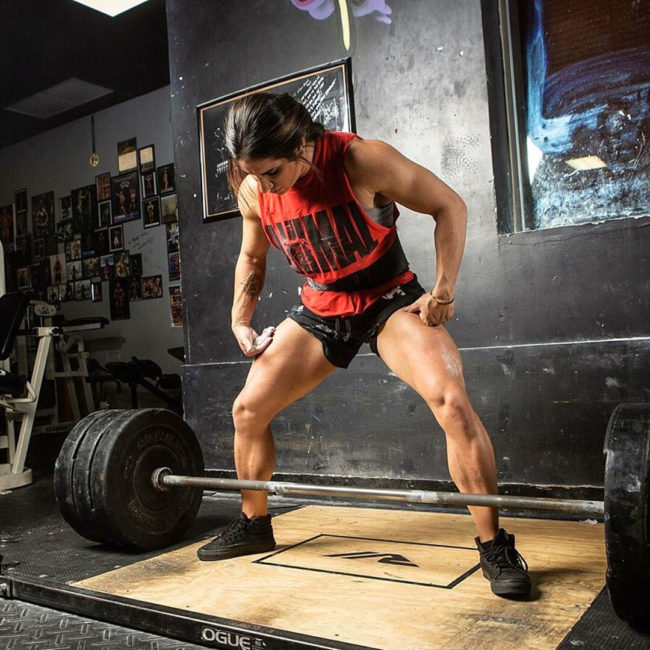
[
  {"xmin": 138, "ymin": 144, "xmax": 155, "ymax": 172},
  {"xmin": 32, "ymin": 191, "xmax": 55, "ymax": 236},
  {"xmin": 142, "ymin": 197, "xmax": 161, "ymax": 228},
  {"xmin": 169, "ymin": 285, "xmax": 182, "ymax": 327},
  {"xmin": 198, "ymin": 59, "xmax": 354, "ymax": 221},
  {"xmin": 111, "ymin": 172, "xmax": 140, "ymax": 224},
  {"xmin": 95, "ymin": 172, "xmax": 112, "ymax": 201},
  {"xmin": 141, "ymin": 170, "xmax": 157, "ymax": 198},
  {"xmin": 14, "ymin": 189, "xmax": 28, "ymax": 236},
  {"xmin": 71, "ymin": 185, "xmax": 97, "ymax": 233},
  {"xmin": 117, "ymin": 138, "xmax": 138, "ymax": 173},
  {"xmin": 142, "ymin": 274, "xmax": 163, "ymax": 299},
  {"xmin": 157, "ymin": 163, "xmax": 175, "ymax": 195},
  {"xmin": 0, "ymin": 204, "xmax": 14, "ymax": 251},
  {"xmin": 109, "ymin": 277, "xmax": 130, "ymax": 320},
  {"xmin": 160, "ymin": 193, "xmax": 177, "ymax": 224},
  {"xmin": 109, "ymin": 224, "xmax": 124, "ymax": 252},
  {"xmin": 98, "ymin": 200, "xmax": 112, "ymax": 228},
  {"xmin": 59, "ymin": 196, "xmax": 71, "ymax": 222}
]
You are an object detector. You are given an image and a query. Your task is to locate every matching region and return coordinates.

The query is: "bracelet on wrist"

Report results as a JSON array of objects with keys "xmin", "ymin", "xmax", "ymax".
[{"xmin": 430, "ymin": 293, "xmax": 454, "ymax": 305}]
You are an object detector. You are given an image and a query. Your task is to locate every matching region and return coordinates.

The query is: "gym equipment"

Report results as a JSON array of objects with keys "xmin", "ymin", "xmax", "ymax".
[
  {"xmin": 102, "ymin": 356, "xmax": 182, "ymax": 414},
  {"xmin": 0, "ymin": 291, "xmax": 106, "ymax": 491},
  {"xmin": 53, "ymin": 405, "xmax": 650, "ymax": 627}
]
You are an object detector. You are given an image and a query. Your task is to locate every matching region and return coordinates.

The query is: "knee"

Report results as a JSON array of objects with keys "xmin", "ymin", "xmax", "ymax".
[
  {"xmin": 427, "ymin": 386, "xmax": 476, "ymax": 437},
  {"xmin": 232, "ymin": 391, "xmax": 275, "ymax": 434}
]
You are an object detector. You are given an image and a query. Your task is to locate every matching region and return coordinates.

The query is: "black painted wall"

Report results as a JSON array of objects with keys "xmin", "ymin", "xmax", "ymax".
[{"xmin": 167, "ymin": 0, "xmax": 650, "ymax": 490}]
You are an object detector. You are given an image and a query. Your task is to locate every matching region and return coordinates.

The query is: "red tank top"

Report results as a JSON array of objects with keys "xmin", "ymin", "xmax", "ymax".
[{"xmin": 257, "ymin": 132, "xmax": 414, "ymax": 317}]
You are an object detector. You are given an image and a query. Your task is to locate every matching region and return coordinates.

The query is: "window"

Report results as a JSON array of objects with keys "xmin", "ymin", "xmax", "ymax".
[{"xmin": 488, "ymin": 0, "xmax": 650, "ymax": 233}]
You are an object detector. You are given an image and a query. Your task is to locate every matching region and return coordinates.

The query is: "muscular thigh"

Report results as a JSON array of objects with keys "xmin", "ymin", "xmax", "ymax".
[
  {"xmin": 239, "ymin": 318, "xmax": 336, "ymax": 419},
  {"xmin": 376, "ymin": 309, "xmax": 465, "ymax": 400}
]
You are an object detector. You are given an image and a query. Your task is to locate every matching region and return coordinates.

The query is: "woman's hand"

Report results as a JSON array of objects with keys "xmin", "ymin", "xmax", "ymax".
[
  {"xmin": 232, "ymin": 324, "xmax": 275, "ymax": 356},
  {"xmin": 402, "ymin": 293, "xmax": 454, "ymax": 326}
]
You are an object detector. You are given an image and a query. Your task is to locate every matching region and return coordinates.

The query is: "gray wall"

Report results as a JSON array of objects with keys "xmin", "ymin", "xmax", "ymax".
[
  {"xmin": 0, "ymin": 87, "xmax": 183, "ymax": 387},
  {"xmin": 168, "ymin": 0, "xmax": 650, "ymax": 490}
]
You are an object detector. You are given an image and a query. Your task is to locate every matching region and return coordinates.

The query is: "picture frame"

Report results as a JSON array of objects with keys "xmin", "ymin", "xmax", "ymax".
[
  {"xmin": 70, "ymin": 184, "xmax": 97, "ymax": 233},
  {"xmin": 142, "ymin": 274, "xmax": 163, "ymax": 299},
  {"xmin": 138, "ymin": 144, "xmax": 155, "ymax": 172},
  {"xmin": 95, "ymin": 172, "xmax": 112, "ymax": 201},
  {"xmin": 160, "ymin": 193, "xmax": 177, "ymax": 223},
  {"xmin": 197, "ymin": 58, "xmax": 355, "ymax": 222},
  {"xmin": 117, "ymin": 137, "xmax": 138, "ymax": 173},
  {"xmin": 142, "ymin": 197, "xmax": 161, "ymax": 228},
  {"xmin": 98, "ymin": 200, "xmax": 112, "ymax": 228},
  {"xmin": 109, "ymin": 224, "xmax": 124, "ymax": 252},
  {"xmin": 141, "ymin": 170, "xmax": 157, "ymax": 198},
  {"xmin": 0, "ymin": 204, "xmax": 14, "ymax": 251},
  {"xmin": 59, "ymin": 196, "xmax": 71, "ymax": 222},
  {"xmin": 31, "ymin": 191, "xmax": 55, "ymax": 236},
  {"xmin": 91, "ymin": 281, "xmax": 103, "ymax": 302},
  {"xmin": 14, "ymin": 189, "xmax": 28, "ymax": 236},
  {"xmin": 157, "ymin": 163, "xmax": 175, "ymax": 195},
  {"xmin": 111, "ymin": 172, "xmax": 140, "ymax": 223}
]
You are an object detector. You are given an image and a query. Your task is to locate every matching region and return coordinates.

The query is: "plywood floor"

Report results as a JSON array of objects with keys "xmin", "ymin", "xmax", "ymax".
[{"xmin": 75, "ymin": 506, "xmax": 606, "ymax": 650}]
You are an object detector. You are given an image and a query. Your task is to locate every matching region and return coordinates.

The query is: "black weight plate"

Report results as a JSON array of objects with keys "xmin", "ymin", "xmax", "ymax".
[
  {"xmin": 90, "ymin": 408, "xmax": 204, "ymax": 551},
  {"xmin": 70, "ymin": 409, "xmax": 139, "ymax": 545},
  {"xmin": 604, "ymin": 402, "xmax": 650, "ymax": 628},
  {"xmin": 53, "ymin": 409, "xmax": 122, "ymax": 543}
]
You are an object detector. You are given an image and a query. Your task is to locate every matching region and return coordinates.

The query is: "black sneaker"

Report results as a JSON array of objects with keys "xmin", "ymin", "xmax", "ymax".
[
  {"xmin": 476, "ymin": 528, "xmax": 531, "ymax": 597},
  {"xmin": 197, "ymin": 512, "xmax": 276, "ymax": 561}
]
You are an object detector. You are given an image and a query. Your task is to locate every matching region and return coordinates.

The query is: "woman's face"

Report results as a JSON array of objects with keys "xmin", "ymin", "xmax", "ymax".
[{"xmin": 238, "ymin": 155, "xmax": 305, "ymax": 195}]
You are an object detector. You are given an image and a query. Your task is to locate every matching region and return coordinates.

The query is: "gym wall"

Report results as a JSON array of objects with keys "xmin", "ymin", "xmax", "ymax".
[
  {"xmin": 0, "ymin": 87, "xmax": 184, "ymax": 388},
  {"xmin": 167, "ymin": 0, "xmax": 650, "ymax": 490}
]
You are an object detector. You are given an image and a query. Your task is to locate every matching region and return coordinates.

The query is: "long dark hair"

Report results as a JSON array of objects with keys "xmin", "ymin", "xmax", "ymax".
[{"xmin": 225, "ymin": 92, "xmax": 325, "ymax": 194}]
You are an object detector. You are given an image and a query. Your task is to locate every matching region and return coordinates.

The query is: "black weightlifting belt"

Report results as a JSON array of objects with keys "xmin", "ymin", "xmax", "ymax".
[{"xmin": 306, "ymin": 236, "xmax": 409, "ymax": 292}]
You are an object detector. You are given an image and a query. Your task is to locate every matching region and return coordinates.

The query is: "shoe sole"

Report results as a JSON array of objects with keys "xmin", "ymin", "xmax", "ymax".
[
  {"xmin": 197, "ymin": 542, "xmax": 276, "ymax": 562},
  {"xmin": 482, "ymin": 568, "xmax": 531, "ymax": 597}
]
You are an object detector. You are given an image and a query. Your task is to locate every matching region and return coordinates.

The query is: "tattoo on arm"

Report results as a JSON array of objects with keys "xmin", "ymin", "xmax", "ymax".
[{"xmin": 241, "ymin": 272, "xmax": 262, "ymax": 297}]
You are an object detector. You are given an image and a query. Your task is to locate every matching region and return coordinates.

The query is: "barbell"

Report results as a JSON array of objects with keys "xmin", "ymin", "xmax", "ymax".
[{"xmin": 53, "ymin": 404, "xmax": 650, "ymax": 628}]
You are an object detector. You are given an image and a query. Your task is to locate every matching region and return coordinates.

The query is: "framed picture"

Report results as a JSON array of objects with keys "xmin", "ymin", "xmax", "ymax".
[
  {"xmin": 165, "ymin": 222, "xmax": 179, "ymax": 254},
  {"xmin": 66, "ymin": 260, "xmax": 83, "ymax": 283},
  {"xmin": 91, "ymin": 281, "xmax": 103, "ymax": 302},
  {"xmin": 169, "ymin": 285, "xmax": 183, "ymax": 327},
  {"xmin": 76, "ymin": 279, "xmax": 92, "ymax": 301},
  {"xmin": 95, "ymin": 172, "xmax": 112, "ymax": 201},
  {"xmin": 0, "ymin": 204, "xmax": 14, "ymax": 251},
  {"xmin": 117, "ymin": 138, "xmax": 138, "ymax": 173},
  {"xmin": 114, "ymin": 250, "xmax": 131, "ymax": 279},
  {"xmin": 130, "ymin": 253, "xmax": 143, "ymax": 277},
  {"xmin": 94, "ymin": 228, "xmax": 109, "ymax": 256},
  {"xmin": 82, "ymin": 256, "xmax": 100, "ymax": 279},
  {"xmin": 98, "ymin": 200, "xmax": 112, "ymax": 228},
  {"xmin": 14, "ymin": 189, "xmax": 28, "ymax": 236},
  {"xmin": 142, "ymin": 197, "xmax": 161, "ymax": 228},
  {"xmin": 100, "ymin": 254, "xmax": 114, "ymax": 281},
  {"xmin": 157, "ymin": 163, "xmax": 175, "ymax": 195},
  {"xmin": 71, "ymin": 184, "xmax": 97, "ymax": 233},
  {"xmin": 111, "ymin": 172, "xmax": 140, "ymax": 223},
  {"xmin": 17, "ymin": 266, "xmax": 31, "ymax": 289},
  {"xmin": 197, "ymin": 58, "xmax": 355, "ymax": 222},
  {"xmin": 50, "ymin": 253, "xmax": 66, "ymax": 285},
  {"xmin": 109, "ymin": 224, "xmax": 124, "ymax": 252},
  {"xmin": 142, "ymin": 274, "xmax": 163, "ymax": 299},
  {"xmin": 141, "ymin": 170, "xmax": 157, "ymax": 198},
  {"xmin": 168, "ymin": 251, "xmax": 180, "ymax": 281},
  {"xmin": 160, "ymin": 193, "xmax": 177, "ymax": 223},
  {"xmin": 32, "ymin": 237, "xmax": 45, "ymax": 262},
  {"xmin": 32, "ymin": 191, "xmax": 55, "ymax": 236},
  {"xmin": 138, "ymin": 144, "xmax": 155, "ymax": 172},
  {"xmin": 110, "ymin": 278, "xmax": 131, "ymax": 320},
  {"xmin": 59, "ymin": 196, "xmax": 71, "ymax": 222}
]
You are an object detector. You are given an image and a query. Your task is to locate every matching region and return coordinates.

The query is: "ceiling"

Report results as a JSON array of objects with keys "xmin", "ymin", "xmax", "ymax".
[{"xmin": 0, "ymin": 0, "xmax": 170, "ymax": 150}]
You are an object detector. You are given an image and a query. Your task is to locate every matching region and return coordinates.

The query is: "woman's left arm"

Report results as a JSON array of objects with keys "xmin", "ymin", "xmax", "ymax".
[{"xmin": 345, "ymin": 138, "xmax": 468, "ymax": 325}]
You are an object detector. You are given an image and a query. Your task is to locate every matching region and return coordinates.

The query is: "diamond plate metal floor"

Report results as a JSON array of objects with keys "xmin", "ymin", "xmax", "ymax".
[{"xmin": 0, "ymin": 599, "xmax": 209, "ymax": 649}]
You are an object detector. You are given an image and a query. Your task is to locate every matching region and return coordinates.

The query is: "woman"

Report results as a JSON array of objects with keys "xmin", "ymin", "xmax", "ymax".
[{"xmin": 197, "ymin": 92, "xmax": 530, "ymax": 598}]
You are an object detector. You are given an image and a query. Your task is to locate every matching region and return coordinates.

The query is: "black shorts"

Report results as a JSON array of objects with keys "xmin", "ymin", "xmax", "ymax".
[{"xmin": 288, "ymin": 277, "xmax": 426, "ymax": 368}]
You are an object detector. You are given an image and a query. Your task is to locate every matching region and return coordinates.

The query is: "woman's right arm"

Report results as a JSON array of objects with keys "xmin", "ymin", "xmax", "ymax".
[{"xmin": 231, "ymin": 175, "xmax": 272, "ymax": 356}]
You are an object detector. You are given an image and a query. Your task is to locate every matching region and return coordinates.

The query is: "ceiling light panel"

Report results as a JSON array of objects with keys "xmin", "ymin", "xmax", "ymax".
[{"xmin": 72, "ymin": 0, "xmax": 149, "ymax": 17}]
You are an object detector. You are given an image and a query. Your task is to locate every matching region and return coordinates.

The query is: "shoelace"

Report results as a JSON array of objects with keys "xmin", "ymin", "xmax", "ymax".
[
  {"xmin": 215, "ymin": 516, "xmax": 249, "ymax": 543},
  {"xmin": 484, "ymin": 543, "xmax": 529, "ymax": 573}
]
